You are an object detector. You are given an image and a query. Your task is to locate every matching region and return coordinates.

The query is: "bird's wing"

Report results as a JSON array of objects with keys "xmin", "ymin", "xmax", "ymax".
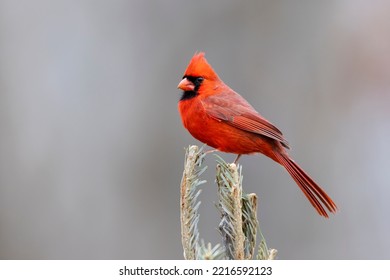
[{"xmin": 202, "ymin": 92, "xmax": 290, "ymax": 148}]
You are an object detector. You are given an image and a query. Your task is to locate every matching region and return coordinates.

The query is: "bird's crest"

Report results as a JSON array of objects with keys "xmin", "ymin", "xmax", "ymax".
[{"xmin": 183, "ymin": 52, "xmax": 219, "ymax": 80}]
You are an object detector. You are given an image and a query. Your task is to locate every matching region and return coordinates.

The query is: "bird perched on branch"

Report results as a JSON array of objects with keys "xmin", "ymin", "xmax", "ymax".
[{"xmin": 177, "ymin": 52, "xmax": 337, "ymax": 218}]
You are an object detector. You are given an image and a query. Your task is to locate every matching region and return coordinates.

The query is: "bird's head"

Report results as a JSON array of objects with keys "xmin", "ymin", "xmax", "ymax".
[{"xmin": 177, "ymin": 52, "xmax": 220, "ymax": 100}]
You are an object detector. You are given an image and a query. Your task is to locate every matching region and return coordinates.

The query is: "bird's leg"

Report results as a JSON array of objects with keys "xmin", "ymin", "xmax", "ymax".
[{"xmin": 233, "ymin": 154, "xmax": 242, "ymax": 164}]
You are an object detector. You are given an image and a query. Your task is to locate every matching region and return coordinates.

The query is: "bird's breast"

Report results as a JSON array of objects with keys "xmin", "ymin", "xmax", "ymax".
[{"xmin": 178, "ymin": 98, "xmax": 273, "ymax": 155}]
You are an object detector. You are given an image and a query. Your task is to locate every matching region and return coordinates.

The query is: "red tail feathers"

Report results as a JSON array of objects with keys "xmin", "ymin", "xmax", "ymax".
[{"xmin": 274, "ymin": 152, "xmax": 337, "ymax": 218}]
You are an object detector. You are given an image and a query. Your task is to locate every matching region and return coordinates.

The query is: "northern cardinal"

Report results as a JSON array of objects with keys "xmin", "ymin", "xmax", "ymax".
[{"xmin": 177, "ymin": 52, "xmax": 337, "ymax": 218}]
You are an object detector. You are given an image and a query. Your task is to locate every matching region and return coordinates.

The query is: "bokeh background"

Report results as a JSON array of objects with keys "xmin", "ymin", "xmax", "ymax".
[{"xmin": 0, "ymin": 0, "xmax": 389, "ymax": 259}]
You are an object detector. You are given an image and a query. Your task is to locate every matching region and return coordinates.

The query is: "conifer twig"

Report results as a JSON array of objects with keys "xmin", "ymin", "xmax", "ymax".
[
  {"xmin": 256, "ymin": 221, "xmax": 278, "ymax": 260},
  {"xmin": 242, "ymin": 193, "xmax": 258, "ymax": 259},
  {"xmin": 268, "ymin": 249, "xmax": 278, "ymax": 260},
  {"xmin": 216, "ymin": 160, "xmax": 245, "ymax": 260},
  {"xmin": 196, "ymin": 241, "xmax": 225, "ymax": 260},
  {"xmin": 180, "ymin": 145, "xmax": 276, "ymax": 260},
  {"xmin": 180, "ymin": 145, "xmax": 205, "ymax": 259}
]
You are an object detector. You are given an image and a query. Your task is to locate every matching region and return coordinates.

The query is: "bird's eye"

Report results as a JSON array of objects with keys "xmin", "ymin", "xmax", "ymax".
[{"xmin": 196, "ymin": 77, "xmax": 204, "ymax": 83}]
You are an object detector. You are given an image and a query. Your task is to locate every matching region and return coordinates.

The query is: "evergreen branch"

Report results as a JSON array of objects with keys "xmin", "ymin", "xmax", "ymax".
[
  {"xmin": 268, "ymin": 249, "xmax": 278, "ymax": 260},
  {"xmin": 216, "ymin": 159, "xmax": 245, "ymax": 260},
  {"xmin": 180, "ymin": 145, "xmax": 277, "ymax": 260},
  {"xmin": 197, "ymin": 240, "xmax": 225, "ymax": 260},
  {"xmin": 180, "ymin": 145, "xmax": 205, "ymax": 260},
  {"xmin": 256, "ymin": 212, "xmax": 278, "ymax": 260},
  {"xmin": 242, "ymin": 193, "xmax": 258, "ymax": 260},
  {"xmin": 256, "ymin": 236, "xmax": 269, "ymax": 260}
]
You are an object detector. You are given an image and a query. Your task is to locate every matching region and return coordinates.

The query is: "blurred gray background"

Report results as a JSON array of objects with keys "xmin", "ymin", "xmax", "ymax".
[{"xmin": 0, "ymin": 0, "xmax": 389, "ymax": 259}]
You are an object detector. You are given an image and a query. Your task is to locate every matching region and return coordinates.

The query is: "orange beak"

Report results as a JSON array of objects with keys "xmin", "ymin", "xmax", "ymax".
[{"xmin": 177, "ymin": 77, "xmax": 195, "ymax": 91}]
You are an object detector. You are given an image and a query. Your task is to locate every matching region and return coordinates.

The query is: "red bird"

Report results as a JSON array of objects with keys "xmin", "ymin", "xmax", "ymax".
[{"xmin": 177, "ymin": 52, "xmax": 337, "ymax": 218}]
